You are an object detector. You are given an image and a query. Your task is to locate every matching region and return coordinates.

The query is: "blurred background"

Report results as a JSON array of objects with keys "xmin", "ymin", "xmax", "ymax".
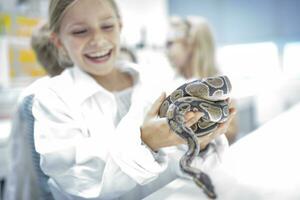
[{"xmin": 0, "ymin": 0, "xmax": 300, "ymax": 197}]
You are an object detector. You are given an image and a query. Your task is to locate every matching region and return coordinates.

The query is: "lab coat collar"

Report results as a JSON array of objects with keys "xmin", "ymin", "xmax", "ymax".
[
  {"xmin": 72, "ymin": 66, "xmax": 109, "ymax": 104},
  {"xmin": 71, "ymin": 61, "xmax": 140, "ymax": 104}
]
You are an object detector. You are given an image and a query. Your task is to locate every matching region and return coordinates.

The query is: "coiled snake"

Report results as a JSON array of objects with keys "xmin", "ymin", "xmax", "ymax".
[{"xmin": 159, "ymin": 75, "xmax": 232, "ymax": 199}]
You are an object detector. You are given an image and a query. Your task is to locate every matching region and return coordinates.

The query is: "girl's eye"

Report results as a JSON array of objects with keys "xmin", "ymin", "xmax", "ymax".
[
  {"xmin": 102, "ymin": 25, "xmax": 114, "ymax": 31},
  {"xmin": 72, "ymin": 29, "xmax": 87, "ymax": 35}
]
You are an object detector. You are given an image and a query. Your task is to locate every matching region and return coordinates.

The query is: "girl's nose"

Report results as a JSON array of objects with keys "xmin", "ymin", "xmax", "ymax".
[{"xmin": 89, "ymin": 32, "xmax": 108, "ymax": 48}]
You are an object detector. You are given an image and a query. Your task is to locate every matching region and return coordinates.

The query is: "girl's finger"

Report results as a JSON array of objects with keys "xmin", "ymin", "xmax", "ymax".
[
  {"xmin": 185, "ymin": 112, "xmax": 204, "ymax": 127},
  {"xmin": 146, "ymin": 92, "xmax": 166, "ymax": 119}
]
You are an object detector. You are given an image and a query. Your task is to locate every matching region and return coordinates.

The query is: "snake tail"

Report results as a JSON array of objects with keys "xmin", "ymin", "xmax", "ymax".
[
  {"xmin": 179, "ymin": 135, "xmax": 217, "ymax": 199},
  {"xmin": 193, "ymin": 173, "xmax": 217, "ymax": 199}
]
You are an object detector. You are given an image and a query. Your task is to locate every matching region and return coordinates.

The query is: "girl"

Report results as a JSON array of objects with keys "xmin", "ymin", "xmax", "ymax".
[
  {"xmin": 166, "ymin": 16, "xmax": 218, "ymax": 79},
  {"xmin": 32, "ymin": 1, "xmax": 235, "ymax": 199}
]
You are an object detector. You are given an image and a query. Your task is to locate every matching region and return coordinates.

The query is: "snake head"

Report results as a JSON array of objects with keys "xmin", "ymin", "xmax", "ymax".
[{"xmin": 193, "ymin": 172, "xmax": 217, "ymax": 199}]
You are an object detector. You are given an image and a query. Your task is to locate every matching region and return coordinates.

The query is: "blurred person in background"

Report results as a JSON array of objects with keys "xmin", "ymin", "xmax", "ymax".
[
  {"xmin": 4, "ymin": 23, "xmax": 66, "ymax": 200},
  {"xmin": 166, "ymin": 16, "xmax": 217, "ymax": 79},
  {"xmin": 165, "ymin": 16, "xmax": 238, "ymax": 144}
]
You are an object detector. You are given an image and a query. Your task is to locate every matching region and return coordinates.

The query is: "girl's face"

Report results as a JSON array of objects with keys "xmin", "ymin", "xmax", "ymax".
[
  {"xmin": 166, "ymin": 37, "xmax": 189, "ymax": 71},
  {"xmin": 56, "ymin": 0, "xmax": 121, "ymax": 77},
  {"xmin": 166, "ymin": 25, "xmax": 190, "ymax": 72}
]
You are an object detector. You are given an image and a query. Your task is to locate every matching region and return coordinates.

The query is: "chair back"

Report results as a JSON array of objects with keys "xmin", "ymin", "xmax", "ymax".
[{"xmin": 20, "ymin": 95, "xmax": 54, "ymax": 200}]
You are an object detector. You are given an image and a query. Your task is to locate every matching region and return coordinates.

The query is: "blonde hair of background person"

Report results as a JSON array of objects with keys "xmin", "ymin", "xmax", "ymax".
[
  {"xmin": 187, "ymin": 16, "xmax": 219, "ymax": 77},
  {"xmin": 166, "ymin": 16, "xmax": 238, "ymax": 144}
]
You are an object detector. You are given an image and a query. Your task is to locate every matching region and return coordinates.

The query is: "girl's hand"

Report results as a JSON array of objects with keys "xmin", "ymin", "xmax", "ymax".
[
  {"xmin": 141, "ymin": 94, "xmax": 236, "ymax": 151},
  {"xmin": 197, "ymin": 107, "xmax": 237, "ymax": 150},
  {"xmin": 140, "ymin": 93, "xmax": 203, "ymax": 151}
]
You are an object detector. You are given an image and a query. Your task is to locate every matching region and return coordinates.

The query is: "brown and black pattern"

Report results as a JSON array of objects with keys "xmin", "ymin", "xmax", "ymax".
[{"xmin": 159, "ymin": 75, "xmax": 232, "ymax": 199}]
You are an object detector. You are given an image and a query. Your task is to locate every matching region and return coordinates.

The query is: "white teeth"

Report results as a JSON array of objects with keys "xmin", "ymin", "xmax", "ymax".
[{"xmin": 88, "ymin": 50, "xmax": 110, "ymax": 58}]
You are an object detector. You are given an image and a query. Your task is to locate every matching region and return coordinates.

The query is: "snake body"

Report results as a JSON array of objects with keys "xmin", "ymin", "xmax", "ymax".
[{"xmin": 159, "ymin": 75, "xmax": 232, "ymax": 199}]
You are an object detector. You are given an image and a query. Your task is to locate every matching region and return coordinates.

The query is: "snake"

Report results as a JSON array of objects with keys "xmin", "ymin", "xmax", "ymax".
[{"xmin": 158, "ymin": 75, "xmax": 232, "ymax": 199}]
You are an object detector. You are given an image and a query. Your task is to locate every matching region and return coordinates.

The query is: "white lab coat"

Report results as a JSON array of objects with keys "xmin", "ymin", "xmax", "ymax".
[{"xmin": 32, "ymin": 62, "xmax": 228, "ymax": 200}]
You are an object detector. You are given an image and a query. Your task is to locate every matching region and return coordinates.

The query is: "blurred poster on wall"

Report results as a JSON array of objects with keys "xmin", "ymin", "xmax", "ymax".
[
  {"xmin": 0, "ymin": 13, "xmax": 12, "ymax": 35},
  {"xmin": 9, "ymin": 40, "xmax": 46, "ymax": 84},
  {"xmin": 0, "ymin": 13, "xmax": 46, "ymax": 87}
]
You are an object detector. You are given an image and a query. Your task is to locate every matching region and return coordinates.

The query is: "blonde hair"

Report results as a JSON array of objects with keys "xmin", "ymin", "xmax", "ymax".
[
  {"xmin": 49, "ymin": 0, "xmax": 121, "ymax": 33},
  {"xmin": 170, "ymin": 16, "xmax": 219, "ymax": 78},
  {"xmin": 31, "ymin": 23, "xmax": 65, "ymax": 76},
  {"xmin": 187, "ymin": 16, "xmax": 219, "ymax": 77}
]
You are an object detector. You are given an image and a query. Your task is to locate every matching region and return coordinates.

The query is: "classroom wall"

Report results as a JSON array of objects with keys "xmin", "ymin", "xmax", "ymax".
[
  {"xmin": 168, "ymin": 0, "xmax": 300, "ymax": 44},
  {"xmin": 116, "ymin": 0, "xmax": 169, "ymax": 47}
]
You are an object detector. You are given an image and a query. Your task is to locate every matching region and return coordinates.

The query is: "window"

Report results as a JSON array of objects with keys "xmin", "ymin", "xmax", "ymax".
[
  {"xmin": 217, "ymin": 42, "xmax": 281, "ymax": 98},
  {"xmin": 283, "ymin": 42, "xmax": 300, "ymax": 78},
  {"xmin": 217, "ymin": 42, "xmax": 280, "ymax": 80}
]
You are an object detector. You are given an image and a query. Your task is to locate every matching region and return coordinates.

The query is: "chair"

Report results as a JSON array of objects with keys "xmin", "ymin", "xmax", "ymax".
[{"xmin": 4, "ymin": 95, "xmax": 54, "ymax": 200}]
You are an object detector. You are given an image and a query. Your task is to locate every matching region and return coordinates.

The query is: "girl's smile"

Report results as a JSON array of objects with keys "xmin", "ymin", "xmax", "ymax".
[{"xmin": 84, "ymin": 48, "xmax": 113, "ymax": 64}]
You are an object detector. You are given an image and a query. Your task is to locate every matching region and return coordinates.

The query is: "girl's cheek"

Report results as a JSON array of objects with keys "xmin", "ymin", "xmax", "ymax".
[{"xmin": 67, "ymin": 39, "xmax": 83, "ymax": 51}]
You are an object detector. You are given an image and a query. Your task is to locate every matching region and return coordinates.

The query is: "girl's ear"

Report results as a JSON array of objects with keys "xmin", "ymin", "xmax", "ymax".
[
  {"xmin": 51, "ymin": 32, "xmax": 69, "ymax": 54},
  {"xmin": 50, "ymin": 32, "xmax": 73, "ymax": 67},
  {"xmin": 50, "ymin": 32, "xmax": 63, "ymax": 48}
]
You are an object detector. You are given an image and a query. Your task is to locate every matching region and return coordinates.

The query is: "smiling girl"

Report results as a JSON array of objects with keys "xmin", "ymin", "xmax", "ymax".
[{"xmin": 32, "ymin": 0, "xmax": 234, "ymax": 199}]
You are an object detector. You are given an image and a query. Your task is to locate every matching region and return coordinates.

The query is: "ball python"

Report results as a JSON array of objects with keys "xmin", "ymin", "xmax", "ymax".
[{"xmin": 158, "ymin": 75, "xmax": 232, "ymax": 199}]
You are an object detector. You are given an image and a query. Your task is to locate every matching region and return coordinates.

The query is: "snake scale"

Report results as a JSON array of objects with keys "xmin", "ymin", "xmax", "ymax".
[{"xmin": 158, "ymin": 75, "xmax": 232, "ymax": 199}]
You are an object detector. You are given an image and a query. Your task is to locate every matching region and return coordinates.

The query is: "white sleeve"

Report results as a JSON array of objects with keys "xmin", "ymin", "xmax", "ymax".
[
  {"xmin": 32, "ymin": 90, "xmax": 167, "ymax": 199},
  {"xmin": 168, "ymin": 134, "xmax": 229, "ymax": 178},
  {"xmin": 110, "ymin": 113, "xmax": 168, "ymax": 185}
]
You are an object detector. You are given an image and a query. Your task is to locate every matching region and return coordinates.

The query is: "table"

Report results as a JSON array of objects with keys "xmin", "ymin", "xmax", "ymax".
[{"xmin": 144, "ymin": 103, "xmax": 300, "ymax": 200}]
